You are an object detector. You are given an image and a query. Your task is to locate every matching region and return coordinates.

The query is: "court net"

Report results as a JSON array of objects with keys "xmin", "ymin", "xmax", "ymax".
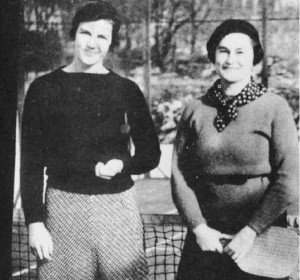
[{"xmin": 12, "ymin": 209, "xmax": 187, "ymax": 280}]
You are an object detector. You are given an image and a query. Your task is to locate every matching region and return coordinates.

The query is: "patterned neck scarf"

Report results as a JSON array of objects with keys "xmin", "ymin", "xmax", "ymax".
[{"xmin": 207, "ymin": 78, "xmax": 267, "ymax": 132}]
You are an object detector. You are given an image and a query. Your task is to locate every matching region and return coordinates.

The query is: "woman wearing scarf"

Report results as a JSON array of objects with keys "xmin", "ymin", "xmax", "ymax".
[{"xmin": 171, "ymin": 19, "xmax": 298, "ymax": 280}]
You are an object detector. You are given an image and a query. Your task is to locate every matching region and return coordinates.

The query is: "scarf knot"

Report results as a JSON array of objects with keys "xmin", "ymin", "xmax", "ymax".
[{"xmin": 207, "ymin": 79, "xmax": 267, "ymax": 132}]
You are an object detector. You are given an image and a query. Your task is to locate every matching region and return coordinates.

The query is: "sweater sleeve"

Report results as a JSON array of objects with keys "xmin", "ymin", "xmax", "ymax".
[
  {"xmin": 248, "ymin": 99, "xmax": 299, "ymax": 234},
  {"xmin": 171, "ymin": 105, "xmax": 206, "ymax": 229},
  {"xmin": 121, "ymin": 83, "xmax": 161, "ymax": 175},
  {"xmin": 21, "ymin": 80, "xmax": 46, "ymax": 225}
]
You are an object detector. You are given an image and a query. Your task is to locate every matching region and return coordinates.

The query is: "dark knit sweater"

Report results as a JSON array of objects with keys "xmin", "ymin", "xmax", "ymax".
[
  {"xmin": 171, "ymin": 91, "xmax": 299, "ymax": 234},
  {"xmin": 21, "ymin": 68, "xmax": 161, "ymax": 224}
]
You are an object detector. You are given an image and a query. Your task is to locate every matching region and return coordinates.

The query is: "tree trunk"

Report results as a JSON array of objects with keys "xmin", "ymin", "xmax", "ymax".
[
  {"xmin": 190, "ymin": 0, "xmax": 196, "ymax": 55},
  {"xmin": 262, "ymin": 0, "xmax": 269, "ymax": 87},
  {"xmin": 190, "ymin": 23, "xmax": 197, "ymax": 55},
  {"xmin": 153, "ymin": 15, "xmax": 166, "ymax": 72},
  {"xmin": 125, "ymin": 22, "xmax": 131, "ymax": 53}
]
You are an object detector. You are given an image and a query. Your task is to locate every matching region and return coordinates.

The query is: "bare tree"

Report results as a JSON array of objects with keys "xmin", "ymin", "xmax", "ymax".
[
  {"xmin": 152, "ymin": 0, "xmax": 212, "ymax": 72},
  {"xmin": 189, "ymin": 0, "xmax": 211, "ymax": 55},
  {"xmin": 22, "ymin": 0, "xmax": 69, "ymax": 71},
  {"xmin": 111, "ymin": 0, "xmax": 144, "ymax": 54}
]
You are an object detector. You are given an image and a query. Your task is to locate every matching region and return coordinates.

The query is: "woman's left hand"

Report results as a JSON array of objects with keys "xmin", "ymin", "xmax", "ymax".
[
  {"xmin": 95, "ymin": 159, "xmax": 124, "ymax": 179},
  {"xmin": 223, "ymin": 225, "xmax": 257, "ymax": 263}
]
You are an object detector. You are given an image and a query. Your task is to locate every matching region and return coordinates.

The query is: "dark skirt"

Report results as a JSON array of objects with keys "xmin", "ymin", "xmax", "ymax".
[{"xmin": 176, "ymin": 230, "xmax": 288, "ymax": 280}]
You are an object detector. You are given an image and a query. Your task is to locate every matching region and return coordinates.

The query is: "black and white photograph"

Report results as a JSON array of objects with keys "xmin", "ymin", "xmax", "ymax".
[{"xmin": 0, "ymin": 0, "xmax": 299, "ymax": 279}]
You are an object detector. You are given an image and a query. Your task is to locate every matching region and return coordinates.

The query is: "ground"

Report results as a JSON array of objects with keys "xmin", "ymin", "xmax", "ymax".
[{"xmin": 134, "ymin": 178, "xmax": 176, "ymax": 214}]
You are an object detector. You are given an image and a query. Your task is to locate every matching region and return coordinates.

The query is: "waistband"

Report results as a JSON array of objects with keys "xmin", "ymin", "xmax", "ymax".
[{"xmin": 195, "ymin": 174, "xmax": 270, "ymax": 184}]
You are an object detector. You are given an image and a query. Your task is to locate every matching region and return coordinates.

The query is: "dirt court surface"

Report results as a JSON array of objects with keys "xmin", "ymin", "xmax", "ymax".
[{"xmin": 134, "ymin": 178, "xmax": 177, "ymax": 214}]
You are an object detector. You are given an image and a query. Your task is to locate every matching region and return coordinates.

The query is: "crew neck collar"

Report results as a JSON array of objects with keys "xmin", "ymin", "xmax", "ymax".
[{"xmin": 58, "ymin": 66, "xmax": 113, "ymax": 76}]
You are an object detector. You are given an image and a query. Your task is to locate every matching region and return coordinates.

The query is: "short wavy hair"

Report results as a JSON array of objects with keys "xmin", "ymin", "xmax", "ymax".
[
  {"xmin": 206, "ymin": 19, "xmax": 264, "ymax": 65},
  {"xmin": 69, "ymin": 1, "xmax": 120, "ymax": 50}
]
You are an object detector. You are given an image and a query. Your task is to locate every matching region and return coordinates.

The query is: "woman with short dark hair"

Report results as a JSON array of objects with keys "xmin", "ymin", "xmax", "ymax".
[
  {"xmin": 21, "ymin": 2, "xmax": 160, "ymax": 279},
  {"xmin": 171, "ymin": 19, "xmax": 298, "ymax": 280}
]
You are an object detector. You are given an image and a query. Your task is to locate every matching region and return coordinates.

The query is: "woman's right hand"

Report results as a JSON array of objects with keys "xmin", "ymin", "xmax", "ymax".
[
  {"xmin": 29, "ymin": 222, "xmax": 53, "ymax": 261},
  {"xmin": 193, "ymin": 223, "xmax": 232, "ymax": 253},
  {"xmin": 95, "ymin": 159, "xmax": 124, "ymax": 180}
]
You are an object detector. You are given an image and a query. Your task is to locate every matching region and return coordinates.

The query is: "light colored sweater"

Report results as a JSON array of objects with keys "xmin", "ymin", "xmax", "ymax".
[{"xmin": 171, "ymin": 91, "xmax": 299, "ymax": 234}]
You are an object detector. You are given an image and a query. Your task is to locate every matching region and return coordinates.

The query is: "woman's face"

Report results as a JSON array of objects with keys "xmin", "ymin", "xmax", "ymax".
[
  {"xmin": 214, "ymin": 33, "xmax": 254, "ymax": 84},
  {"xmin": 74, "ymin": 19, "xmax": 113, "ymax": 68}
]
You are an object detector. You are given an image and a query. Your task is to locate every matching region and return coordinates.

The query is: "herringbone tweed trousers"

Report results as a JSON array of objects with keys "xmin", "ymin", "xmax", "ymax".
[{"xmin": 37, "ymin": 186, "xmax": 149, "ymax": 280}]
